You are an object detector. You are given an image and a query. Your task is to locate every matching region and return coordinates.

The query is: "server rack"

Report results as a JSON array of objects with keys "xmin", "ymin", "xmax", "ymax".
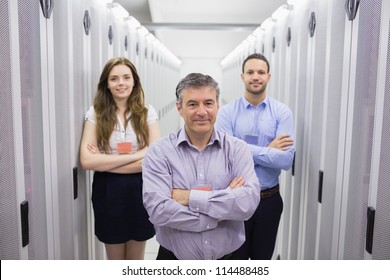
[
  {"xmin": 0, "ymin": 0, "xmax": 180, "ymax": 260},
  {"xmin": 221, "ymin": 0, "xmax": 390, "ymax": 259}
]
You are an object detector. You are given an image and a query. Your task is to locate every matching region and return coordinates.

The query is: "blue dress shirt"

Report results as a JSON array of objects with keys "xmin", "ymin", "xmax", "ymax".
[{"xmin": 216, "ymin": 96, "xmax": 295, "ymax": 189}]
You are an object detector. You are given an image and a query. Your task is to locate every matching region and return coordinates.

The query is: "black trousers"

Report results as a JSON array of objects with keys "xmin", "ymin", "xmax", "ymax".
[
  {"xmin": 235, "ymin": 190, "xmax": 283, "ymax": 260},
  {"xmin": 156, "ymin": 245, "xmax": 239, "ymax": 260}
]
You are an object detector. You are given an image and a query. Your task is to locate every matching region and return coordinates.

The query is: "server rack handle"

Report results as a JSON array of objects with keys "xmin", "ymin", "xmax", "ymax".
[
  {"xmin": 365, "ymin": 206, "xmax": 375, "ymax": 254},
  {"xmin": 83, "ymin": 10, "xmax": 91, "ymax": 35},
  {"xmin": 20, "ymin": 201, "xmax": 29, "ymax": 247},
  {"xmin": 345, "ymin": 0, "xmax": 360, "ymax": 21},
  {"xmin": 40, "ymin": 0, "xmax": 54, "ymax": 19},
  {"xmin": 318, "ymin": 170, "xmax": 324, "ymax": 204}
]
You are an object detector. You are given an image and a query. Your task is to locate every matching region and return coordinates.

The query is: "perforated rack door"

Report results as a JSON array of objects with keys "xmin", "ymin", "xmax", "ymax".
[
  {"xmin": 0, "ymin": 0, "xmax": 20, "ymax": 260},
  {"xmin": 372, "ymin": 10, "xmax": 390, "ymax": 259}
]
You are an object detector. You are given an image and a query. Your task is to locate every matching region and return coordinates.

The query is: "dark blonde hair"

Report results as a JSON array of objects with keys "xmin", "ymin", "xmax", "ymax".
[{"xmin": 93, "ymin": 57, "xmax": 148, "ymax": 153}]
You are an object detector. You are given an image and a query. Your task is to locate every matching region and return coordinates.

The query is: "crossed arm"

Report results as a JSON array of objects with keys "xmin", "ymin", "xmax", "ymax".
[
  {"xmin": 79, "ymin": 120, "xmax": 160, "ymax": 173},
  {"xmin": 172, "ymin": 176, "xmax": 245, "ymax": 206},
  {"xmin": 142, "ymin": 141, "xmax": 260, "ymax": 232},
  {"xmin": 267, "ymin": 133, "xmax": 293, "ymax": 150}
]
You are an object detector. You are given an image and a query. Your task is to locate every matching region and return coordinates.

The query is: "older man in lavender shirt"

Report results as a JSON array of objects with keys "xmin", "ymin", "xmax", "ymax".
[{"xmin": 142, "ymin": 73, "xmax": 260, "ymax": 260}]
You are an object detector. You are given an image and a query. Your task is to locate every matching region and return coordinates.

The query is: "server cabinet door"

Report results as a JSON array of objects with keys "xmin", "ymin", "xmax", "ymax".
[
  {"xmin": 22, "ymin": 0, "xmax": 53, "ymax": 259},
  {"xmin": 0, "ymin": 0, "xmax": 26, "ymax": 259},
  {"xmin": 338, "ymin": 0, "xmax": 384, "ymax": 260},
  {"xmin": 89, "ymin": 0, "xmax": 110, "ymax": 91},
  {"xmin": 284, "ymin": 0, "xmax": 311, "ymax": 260},
  {"xmin": 270, "ymin": 6, "xmax": 295, "ymax": 260},
  {"xmin": 51, "ymin": 0, "xmax": 92, "ymax": 260},
  {"xmin": 126, "ymin": 17, "xmax": 140, "ymax": 63},
  {"xmin": 366, "ymin": 0, "xmax": 390, "ymax": 260},
  {"xmin": 316, "ymin": 0, "xmax": 347, "ymax": 260},
  {"xmin": 83, "ymin": 0, "xmax": 115, "ymax": 260},
  {"xmin": 300, "ymin": 0, "xmax": 328, "ymax": 260},
  {"xmin": 0, "ymin": 0, "xmax": 54, "ymax": 259},
  {"xmin": 108, "ymin": 4, "xmax": 128, "ymax": 57}
]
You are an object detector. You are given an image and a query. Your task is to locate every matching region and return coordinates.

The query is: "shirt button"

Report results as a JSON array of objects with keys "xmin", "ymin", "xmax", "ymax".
[
  {"xmin": 205, "ymin": 241, "xmax": 208, "ymax": 244},
  {"xmin": 196, "ymin": 207, "xmax": 199, "ymax": 211},
  {"xmin": 206, "ymin": 224, "xmax": 210, "ymax": 229}
]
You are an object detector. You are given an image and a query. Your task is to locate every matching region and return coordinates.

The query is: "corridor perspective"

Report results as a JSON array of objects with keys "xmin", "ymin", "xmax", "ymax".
[{"xmin": 1, "ymin": 0, "xmax": 389, "ymax": 263}]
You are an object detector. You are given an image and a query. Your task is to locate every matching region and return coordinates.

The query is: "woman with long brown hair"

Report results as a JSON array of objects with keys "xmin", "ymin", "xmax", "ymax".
[{"xmin": 80, "ymin": 57, "xmax": 160, "ymax": 259}]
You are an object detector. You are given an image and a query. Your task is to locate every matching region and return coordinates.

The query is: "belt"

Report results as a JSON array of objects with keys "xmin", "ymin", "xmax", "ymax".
[{"xmin": 261, "ymin": 184, "xmax": 279, "ymax": 199}]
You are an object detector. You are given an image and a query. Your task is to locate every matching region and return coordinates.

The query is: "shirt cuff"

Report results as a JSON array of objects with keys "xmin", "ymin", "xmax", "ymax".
[
  {"xmin": 189, "ymin": 189, "xmax": 210, "ymax": 213},
  {"xmin": 189, "ymin": 190, "xmax": 219, "ymax": 230}
]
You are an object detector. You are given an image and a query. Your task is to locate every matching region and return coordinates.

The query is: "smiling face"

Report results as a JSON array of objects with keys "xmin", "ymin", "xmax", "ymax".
[
  {"xmin": 107, "ymin": 64, "xmax": 134, "ymax": 102},
  {"xmin": 176, "ymin": 86, "xmax": 219, "ymax": 141},
  {"xmin": 241, "ymin": 58, "xmax": 271, "ymax": 98}
]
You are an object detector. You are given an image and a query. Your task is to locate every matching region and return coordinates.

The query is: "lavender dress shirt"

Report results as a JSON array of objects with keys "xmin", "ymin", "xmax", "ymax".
[{"xmin": 142, "ymin": 128, "xmax": 260, "ymax": 259}]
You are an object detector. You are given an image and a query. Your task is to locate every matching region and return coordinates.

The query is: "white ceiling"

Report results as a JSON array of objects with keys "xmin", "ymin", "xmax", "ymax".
[{"xmin": 115, "ymin": 0, "xmax": 286, "ymax": 61}]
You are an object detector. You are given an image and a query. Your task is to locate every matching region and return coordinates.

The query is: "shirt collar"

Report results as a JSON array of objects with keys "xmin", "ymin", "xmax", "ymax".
[
  {"xmin": 241, "ymin": 95, "xmax": 269, "ymax": 109},
  {"xmin": 176, "ymin": 128, "xmax": 221, "ymax": 149}
]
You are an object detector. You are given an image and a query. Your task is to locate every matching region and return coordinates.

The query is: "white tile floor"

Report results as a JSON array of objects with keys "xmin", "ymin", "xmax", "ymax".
[{"xmin": 144, "ymin": 236, "xmax": 159, "ymax": 260}]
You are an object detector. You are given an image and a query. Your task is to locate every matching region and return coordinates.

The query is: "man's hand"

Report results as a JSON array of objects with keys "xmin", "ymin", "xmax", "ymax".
[
  {"xmin": 172, "ymin": 176, "xmax": 245, "ymax": 205},
  {"xmin": 172, "ymin": 189, "xmax": 190, "ymax": 206},
  {"xmin": 228, "ymin": 176, "xmax": 245, "ymax": 189},
  {"xmin": 267, "ymin": 134, "xmax": 293, "ymax": 150}
]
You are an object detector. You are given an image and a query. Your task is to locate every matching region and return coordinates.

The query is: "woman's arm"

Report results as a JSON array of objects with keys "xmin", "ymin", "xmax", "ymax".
[
  {"xmin": 107, "ymin": 159, "xmax": 143, "ymax": 174},
  {"xmin": 79, "ymin": 121, "xmax": 146, "ymax": 171},
  {"xmin": 108, "ymin": 121, "xmax": 161, "ymax": 173},
  {"xmin": 86, "ymin": 143, "xmax": 144, "ymax": 174}
]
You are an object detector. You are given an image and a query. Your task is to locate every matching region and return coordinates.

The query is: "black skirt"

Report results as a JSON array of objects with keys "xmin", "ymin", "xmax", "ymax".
[{"xmin": 91, "ymin": 171, "xmax": 155, "ymax": 244}]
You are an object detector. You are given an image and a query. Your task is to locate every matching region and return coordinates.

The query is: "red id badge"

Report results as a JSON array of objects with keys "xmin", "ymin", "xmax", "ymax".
[{"xmin": 117, "ymin": 142, "xmax": 132, "ymax": 154}]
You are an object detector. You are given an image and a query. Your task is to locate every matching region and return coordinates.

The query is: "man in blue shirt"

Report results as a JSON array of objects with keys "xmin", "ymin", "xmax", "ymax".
[
  {"xmin": 216, "ymin": 53, "xmax": 295, "ymax": 259},
  {"xmin": 142, "ymin": 73, "xmax": 260, "ymax": 259}
]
